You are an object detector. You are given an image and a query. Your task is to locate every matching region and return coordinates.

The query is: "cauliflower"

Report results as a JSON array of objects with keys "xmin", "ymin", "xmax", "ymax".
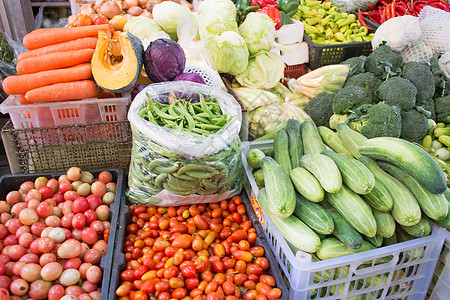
[
  {"xmin": 372, "ymin": 16, "xmax": 422, "ymax": 53},
  {"xmin": 439, "ymin": 51, "xmax": 450, "ymax": 80}
]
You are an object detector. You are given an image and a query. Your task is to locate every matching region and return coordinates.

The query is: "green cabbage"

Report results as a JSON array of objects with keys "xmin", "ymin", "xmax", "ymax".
[
  {"xmin": 123, "ymin": 17, "xmax": 169, "ymax": 50},
  {"xmin": 207, "ymin": 31, "xmax": 249, "ymax": 75},
  {"xmin": 198, "ymin": 0, "xmax": 237, "ymax": 20},
  {"xmin": 239, "ymin": 12, "xmax": 279, "ymax": 55},
  {"xmin": 152, "ymin": 2, "xmax": 196, "ymax": 40},
  {"xmin": 235, "ymin": 51, "xmax": 285, "ymax": 89},
  {"xmin": 198, "ymin": 14, "xmax": 238, "ymax": 42}
]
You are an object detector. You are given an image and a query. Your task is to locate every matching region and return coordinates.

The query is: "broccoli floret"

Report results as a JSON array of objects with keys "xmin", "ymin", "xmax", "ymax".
[
  {"xmin": 356, "ymin": 103, "xmax": 402, "ymax": 139},
  {"xmin": 344, "ymin": 72, "xmax": 382, "ymax": 101},
  {"xmin": 401, "ymin": 62, "xmax": 435, "ymax": 106},
  {"xmin": 377, "ymin": 77, "xmax": 417, "ymax": 111},
  {"xmin": 332, "ymin": 85, "xmax": 373, "ymax": 115},
  {"xmin": 435, "ymin": 95, "xmax": 450, "ymax": 123},
  {"xmin": 365, "ymin": 44, "xmax": 404, "ymax": 80},
  {"xmin": 329, "ymin": 113, "xmax": 349, "ymax": 129},
  {"xmin": 418, "ymin": 98, "xmax": 436, "ymax": 120},
  {"xmin": 304, "ymin": 92, "xmax": 335, "ymax": 127},
  {"xmin": 400, "ymin": 109, "xmax": 428, "ymax": 143},
  {"xmin": 341, "ymin": 56, "xmax": 366, "ymax": 77}
]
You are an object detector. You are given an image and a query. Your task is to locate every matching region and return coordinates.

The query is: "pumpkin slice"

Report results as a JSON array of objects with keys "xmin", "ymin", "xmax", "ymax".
[{"xmin": 92, "ymin": 31, "xmax": 144, "ymax": 93}]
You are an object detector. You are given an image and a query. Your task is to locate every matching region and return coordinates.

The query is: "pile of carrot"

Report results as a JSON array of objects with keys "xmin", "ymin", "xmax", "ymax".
[{"xmin": 2, "ymin": 24, "xmax": 111, "ymax": 104}]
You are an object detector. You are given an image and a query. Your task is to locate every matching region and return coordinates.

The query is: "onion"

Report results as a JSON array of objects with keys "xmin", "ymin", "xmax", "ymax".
[
  {"xmin": 139, "ymin": 0, "xmax": 149, "ymax": 7},
  {"xmin": 94, "ymin": 0, "xmax": 106, "ymax": 11},
  {"xmin": 140, "ymin": 10, "xmax": 153, "ymax": 18},
  {"xmin": 79, "ymin": 3, "xmax": 96, "ymax": 15},
  {"xmin": 123, "ymin": 0, "xmax": 139, "ymax": 9},
  {"xmin": 99, "ymin": 1, "xmax": 121, "ymax": 19},
  {"xmin": 127, "ymin": 6, "xmax": 143, "ymax": 16}
]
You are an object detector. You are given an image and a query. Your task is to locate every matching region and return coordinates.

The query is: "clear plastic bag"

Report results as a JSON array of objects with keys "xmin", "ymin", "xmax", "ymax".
[
  {"xmin": 331, "ymin": 0, "xmax": 377, "ymax": 13},
  {"xmin": 127, "ymin": 81, "xmax": 243, "ymax": 206}
]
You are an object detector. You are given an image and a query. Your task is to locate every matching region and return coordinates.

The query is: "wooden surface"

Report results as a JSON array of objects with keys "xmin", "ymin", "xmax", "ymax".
[{"xmin": 31, "ymin": 1, "xmax": 70, "ymax": 7}]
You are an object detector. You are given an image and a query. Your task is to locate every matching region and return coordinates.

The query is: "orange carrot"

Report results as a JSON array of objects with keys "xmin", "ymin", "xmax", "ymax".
[
  {"xmin": 18, "ymin": 37, "xmax": 98, "ymax": 61},
  {"xmin": 16, "ymin": 49, "xmax": 94, "ymax": 75},
  {"xmin": 3, "ymin": 63, "xmax": 92, "ymax": 95},
  {"xmin": 18, "ymin": 94, "xmax": 32, "ymax": 105},
  {"xmin": 23, "ymin": 24, "xmax": 109, "ymax": 50},
  {"xmin": 25, "ymin": 80, "xmax": 98, "ymax": 103}
]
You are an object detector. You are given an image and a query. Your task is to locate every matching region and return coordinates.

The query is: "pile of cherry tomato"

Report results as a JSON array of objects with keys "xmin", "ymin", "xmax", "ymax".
[
  {"xmin": 116, "ymin": 196, "xmax": 282, "ymax": 300},
  {"xmin": 0, "ymin": 167, "xmax": 117, "ymax": 300}
]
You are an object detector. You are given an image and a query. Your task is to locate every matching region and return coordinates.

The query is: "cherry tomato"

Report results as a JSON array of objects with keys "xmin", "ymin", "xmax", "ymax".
[
  {"xmin": 180, "ymin": 264, "xmax": 196, "ymax": 278},
  {"xmin": 75, "ymin": 14, "xmax": 93, "ymax": 27}
]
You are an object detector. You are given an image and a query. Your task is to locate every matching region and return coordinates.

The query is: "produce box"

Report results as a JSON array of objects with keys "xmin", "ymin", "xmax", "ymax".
[
  {"xmin": 242, "ymin": 140, "xmax": 448, "ymax": 299},
  {"xmin": 1, "ymin": 120, "xmax": 132, "ymax": 173},
  {"xmin": 0, "ymin": 93, "xmax": 131, "ymax": 130},
  {"xmin": 304, "ymin": 34, "xmax": 372, "ymax": 70},
  {"xmin": 0, "ymin": 168, "xmax": 124, "ymax": 300},
  {"xmin": 428, "ymin": 238, "xmax": 450, "ymax": 299},
  {"xmin": 108, "ymin": 192, "xmax": 289, "ymax": 299}
]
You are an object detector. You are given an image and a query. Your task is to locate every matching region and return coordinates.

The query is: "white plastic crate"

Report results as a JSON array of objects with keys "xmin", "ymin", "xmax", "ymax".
[
  {"xmin": 0, "ymin": 93, "xmax": 131, "ymax": 130},
  {"xmin": 242, "ymin": 140, "xmax": 448, "ymax": 299},
  {"xmin": 429, "ymin": 238, "xmax": 450, "ymax": 299}
]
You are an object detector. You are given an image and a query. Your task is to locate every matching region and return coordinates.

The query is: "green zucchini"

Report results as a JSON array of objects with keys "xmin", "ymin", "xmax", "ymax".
[
  {"xmin": 382, "ymin": 232, "xmax": 397, "ymax": 246},
  {"xmin": 336, "ymin": 123, "xmax": 368, "ymax": 158},
  {"xmin": 261, "ymin": 157, "xmax": 296, "ymax": 218},
  {"xmin": 359, "ymin": 137, "xmax": 447, "ymax": 194},
  {"xmin": 358, "ymin": 156, "xmax": 422, "ymax": 226},
  {"xmin": 301, "ymin": 120, "xmax": 326, "ymax": 155},
  {"xmin": 326, "ymin": 185, "xmax": 377, "ymax": 237},
  {"xmin": 372, "ymin": 210, "xmax": 396, "ymax": 238},
  {"xmin": 321, "ymin": 150, "xmax": 375, "ymax": 195},
  {"xmin": 361, "ymin": 179, "xmax": 394, "ymax": 212},
  {"xmin": 400, "ymin": 218, "xmax": 431, "ymax": 237},
  {"xmin": 316, "ymin": 238, "xmax": 355, "ymax": 260},
  {"xmin": 247, "ymin": 149, "xmax": 265, "ymax": 169},
  {"xmin": 299, "ymin": 154, "xmax": 342, "ymax": 193},
  {"xmin": 355, "ymin": 241, "xmax": 376, "ymax": 253},
  {"xmin": 318, "ymin": 126, "xmax": 353, "ymax": 157},
  {"xmin": 258, "ymin": 188, "xmax": 321, "ymax": 253},
  {"xmin": 434, "ymin": 202, "xmax": 450, "ymax": 230},
  {"xmin": 324, "ymin": 203, "xmax": 363, "ymax": 250},
  {"xmin": 363, "ymin": 235, "xmax": 383, "ymax": 248},
  {"xmin": 290, "ymin": 167, "xmax": 324, "ymax": 202},
  {"xmin": 293, "ymin": 193, "xmax": 334, "ymax": 235},
  {"xmin": 274, "ymin": 129, "xmax": 292, "ymax": 175},
  {"xmin": 378, "ymin": 162, "xmax": 448, "ymax": 220},
  {"xmin": 286, "ymin": 119, "xmax": 303, "ymax": 169}
]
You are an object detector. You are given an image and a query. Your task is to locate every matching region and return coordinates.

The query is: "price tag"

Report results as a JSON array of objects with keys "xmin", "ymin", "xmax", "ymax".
[{"xmin": 250, "ymin": 196, "xmax": 264, "ymax": 226}]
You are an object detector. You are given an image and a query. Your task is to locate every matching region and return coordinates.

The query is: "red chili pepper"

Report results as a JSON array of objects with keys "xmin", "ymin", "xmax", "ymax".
[
  {"xmin": 358, "ymin": 11, "xmax": 375, "ymax": 29},
  {"xmin": 429, "ymin": 1, "xmax": 450, "ymax": 12},
  {"xmin": 386, "ymin": 3, "xmax": 392, "ymax": 18},
  {"xmin": 250, "ymin": 0, "xmax": 278, "ymax": 8},
  {"xmin": 256, "ymin": 6, "xmax": 282, "ymax": 29}
]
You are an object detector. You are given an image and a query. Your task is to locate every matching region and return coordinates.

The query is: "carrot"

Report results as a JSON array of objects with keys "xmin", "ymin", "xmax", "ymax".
[
  {"xmin": 18, "ymin": 94, "xmax": 32, "ymax": 105},
  {"xmin": 3, "ymin": 63, "xmax": 92, "ymax": 95},
  {"xmin": 23, "ymin": 24, "xmax": 109, "ymax": 50},
  {"xmin": 25, "ymin": 80, "xmax": 98, "ymax": 103},
  {"xmin": 18, "ymin": 37, "xmax": 98, "ymax": 61},
  {"xmin": 16, "ymin": 49, "xmax": 94, "ymax": 75}
]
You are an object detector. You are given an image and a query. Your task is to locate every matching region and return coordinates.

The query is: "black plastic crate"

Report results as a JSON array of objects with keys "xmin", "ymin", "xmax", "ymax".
[
  {"xmin": 108, "ymin": 192, "xmax": 290, "ymax": 299},
  {"xmin": 304, "ymin": 34, "xmax": 372, "ymax": 70},
  {"xmin": 0, "ymin": 168, "xmax": 124, "ymax": 300}
]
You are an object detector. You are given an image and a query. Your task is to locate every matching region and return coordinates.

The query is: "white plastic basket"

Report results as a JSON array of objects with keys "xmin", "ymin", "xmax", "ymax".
[
  {"xmin": 428, "ymin": 239, "xmax": 450, "ymax": 300},
  {"xmin": 242, "ymin": 140, "xmax": 448, "ymax": 299}
]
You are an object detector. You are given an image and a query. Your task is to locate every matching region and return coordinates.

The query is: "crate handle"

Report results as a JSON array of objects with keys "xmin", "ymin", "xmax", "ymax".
[{"xmin": 353, "ymin": 254, "xmax": 399, "ymax": 276}]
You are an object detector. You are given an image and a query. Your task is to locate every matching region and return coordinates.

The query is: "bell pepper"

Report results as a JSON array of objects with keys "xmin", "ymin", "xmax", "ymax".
[
  {"xmin": 236, "ymin": 0, "xmax": 259, "ymax": 24},
  {"xmin": 257, "ymin": 6, "xmax": 282, "ymax": 29},
  {"xmin": 250, "ymin": 0, "xmax": 278, "ymax": 8},
  {"xmin": 277, "ymin": 0, "xmax": 300, "ymax": 17}
]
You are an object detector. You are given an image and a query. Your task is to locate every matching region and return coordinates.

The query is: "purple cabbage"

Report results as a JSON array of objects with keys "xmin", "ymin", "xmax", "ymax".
[
  {"xmin": 174, "ymin": 73, "xmax": 205, "ymax": 84},
  {"xmin": 131, "ymin": 84, "xmax": 149, "ymax": 100},
  {"xmin": 144, "ymin": 38, "xmax": 186, "ymax": 83}
]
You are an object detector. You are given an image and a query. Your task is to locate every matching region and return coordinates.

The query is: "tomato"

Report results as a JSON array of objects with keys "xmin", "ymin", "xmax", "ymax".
[
  {"xmin": 222, "ymin": 281, "xmax": 236, "ymax": 296},
  {"xmin": 171, "ymin": 287, "xmax": 187, "ymax": 299},
  {"xmin": 87, "ymin": 194, "xmax": 103, "ymax": 211},
  {"xmin": 72, "ymin": 213, "xmax": 86, "ymax": 230},
  {"xmin": 81, "ymin": 227, "xmax": 98, "ymax": 245},
  {"xmin": 185, "ymin": 277, "xmax": 199, "ymax": 290},
  {"xmin": 73, "ymin": 197, "xmax": 90, "ymax": 213},
  {"xmin": 140, "ymin": 278, "xmax": 157, "ymax": 294},
  {"xmin": 255, "ymin": 257, "xmax": 270, "ymax": 270},
  {"xmin": 194, "ymin": 255, "xmax": 209, "ymax": 273},
  {"xmin": 116, "ymin": 282, "xmax": 132, "ymax": 296},
  {"xmin": 213, "ymin": 244, "xmax": 225, "ymax": 258},
  {"xmin": 36, "ymin": 201, "xmax": 53, "ymax": 218},
  {"xmin": 259, "ymin": 275, "xmax": 276, "ymax": 287},
  {"xmin": 163, "ymin": 265, "xmax": 178, "ymax": 279},
  {"xmin": 64, "ymin": 257, "xmax": 82, "ymax": 270},
  {"xmin": 155, "ymin": 280, "xmax": 169, "ymax": 292},
  {"xmin": 244, "ymin": 280, "xmax": 256, "ymax": 290},
  {"xmin": 250, "ymin": 246, "xmax": 265, "ymax": 257},
  {"xmin": 212, "ymin": 260, "xmax": 224, "ymax": 273},
  {"xmin": 243, "ymin": 289, "xmax": 258, "ymax": 300},
  {"xmin": 268, "ymin": 288, "xmax": 282, "ymax": 299},
  {"xmin": 180, "ymin": 264, "xmax": 196, "ymax": 278}
]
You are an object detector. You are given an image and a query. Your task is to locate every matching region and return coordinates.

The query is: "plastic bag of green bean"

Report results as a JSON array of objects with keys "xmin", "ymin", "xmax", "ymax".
[{"xmin": 127, "ymin": 81, "xmax": 243, "ymax": 206}]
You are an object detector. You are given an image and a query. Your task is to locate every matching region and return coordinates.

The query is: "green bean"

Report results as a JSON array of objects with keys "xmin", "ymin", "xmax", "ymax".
[
  {"xmin": 198, "ymin": 186, "xmax": 221, "ymax": 195},
  {"xmin": 200, "ymin": 98, "xmax": 215, "ymax": 119},
  {"xmin": 154, "ymin": 173, "xmax": 168, "ymax": 189},
  {"xmin": 192, "ymin": 115, "xmax": 212, "ymax": 124},
  {"xmin": 168, "ymin": 102, "xmax": 180, "ymax": 118},
  {"xmin": 174, "ymin": 103, "xmax": 195, "ymax": 131},
  {"xmin": 163, "ymin": 183, "xmax": 199, "ymax": 195},
  {"xmin": 153, "ymin": 102, "xmax": 181, "ymax": 121},
  {"xmin": 196, "ymin": 123, "xmax": 222, "ymax": 131},
  {"xmin": 168, "ymin": 174, "xmax": 200, "ymax": 186},
  {"xmin": 191, "ymin": 128, "xmax": 210, "ymax": 136},
  {"xmin": 147, "ymin": 158, "xmax": 170, "ymax": 171},
  {"xmin": 172, "ymin": 173, "xmax": 197, "ymax": 181},
  {"xmin": 153, "ymin": 164, "xmax": 179, "ymax": 174},
  {"xmin": 177, "ymin": 164, "xmax": 216, "ymax": 175},
  {"xmin": 188, "ymin": 104, "xmax": 196, "ymax": 115},
  {"xmin": 130, "ymin": 162, "xmax": 152, "ymax": 181},
  {"xmin": 196, "ymin": 112, "xmax": 211, "ymax": 119},
  {"xmin": 185, "ymin": 170, "xmax": 215, "ymax": 179}
]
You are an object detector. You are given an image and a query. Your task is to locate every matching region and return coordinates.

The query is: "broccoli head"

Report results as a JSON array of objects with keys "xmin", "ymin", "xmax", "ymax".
[
  {"xmin": 377, "ymin": 77, "xmax": 417, "ymax": 111},
  {"xmin": 402, "ymin": 62, "xmax": 435, "ymax": 106},
  {"xmin": 356, "ymin": 103, "xmax": 402, "ymax": 139},
  {"xmin": 344, "ymin": 72, "xmax": 382, "ymax": 101},
  {"xmin": 332, "ymin": 85, "xmax": 373, "ymax": 115},
  {"xmin": 435, "ymin": 95, "xmax": 450, "ymax": 123},
  {"xmin": 303, "ymin": 92, "xmax": 335, "ymax": 127},
  {"xmin": 419, "ymin": 97, "xmax": 436, "ymax": 120},
  {"xmin": 365, "ymin": 44, "xmax": 404, "ymax": 80},
  {"xmin": 341, "ymin": 56, "xmax": 366, "ymax": 77},
  {"xmin": 400, "ymin": 109, "xmax": 428, "ymax": 143}
]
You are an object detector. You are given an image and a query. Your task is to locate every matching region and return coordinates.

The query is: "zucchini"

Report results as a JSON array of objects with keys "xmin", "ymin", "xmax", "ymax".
[
  {"xmin": 286, "ymin": 119, "xmax": 303, "ymax": 169},
  {"xmin": 290, "ymin": 167, "xmax": 324, "ymax": 202},
  {"xmin": 361, "ymin": 179, "xmax": 393, "ymax": 212},
  {"xmin": 301, "ymin": 120, "xmax": 326, "ymax": 155},
  {"xmin": 434, "ymin": 202, "xmax": 450, "ymax": 230},
  {"xmin": 396, "ymin": 227, "xmax": 423, "ymax": 261},
  {"xmin": 363, "ymin": 235, "xmax": 383, "ymax": 248},
  {"xmin": 324, "ymin": 203, "xmax": 363, "ymax": 250},
  {"xmin": 293, "ymin": 193, "xmax": 334, "ymax": 235},
  {"xmin": 359, "ymin": 137, "xmax": 447, "ymax": 194},
  {"xmin": 358, "ymin": 156, "xmax": 422, "ymax": 226},
  {"xmin": 400, "ymin": 218, "xmax": 431, "ymax": 237},
  {"xmin": 378, "ymin": 162, "xmax": 448, "ymax": 220},
  {"xmin": 326, "ymin": 185, "xmax": 377, "ymax": 238},
  {"xmin": 336, "ymin": 123, "xmax": 368, "ymax": 158},
  {"xmin": 261, "ymin": 157, "xmax": 296, "ymax": 218},
  {"xmin": 274, "ymin": 130, "xmax": 292, "ymax": 175},
  {"xmin": 355, "ymin": 241, "xmax": 376, "ymax": 253},
  {"xmin": 372, "ymin": 210, "xmax": 396, "ymax": 238},
  {"xmin": 299, "ymin": 154, "xmax": 342, "ymax": 193},
  {"xmin": 318, "ymin": 126, "xmax": 353, "ymax": 157},
  {"xmin": 382, "ymin": 232, "xmax": 397, "ymax": 246},
  {"xmin": 321, "ymin": 150, "xmax": 375, "ymax": 195},
  {"xmin": 316, "ymin": 238, "xmax": 355, "ymax": 260},
  {"xmin": 247, "ymin": 149, "xmax": 265, "ymax": 169},
  {"xmin": 258, "ymin": 188, "xmax": 321, "ymax": 253}
]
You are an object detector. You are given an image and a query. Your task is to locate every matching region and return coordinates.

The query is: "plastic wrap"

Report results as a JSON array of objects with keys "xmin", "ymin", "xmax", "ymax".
[{"xmin": 127, "ymin": 82, "xmax": 243, "ymax": 206}]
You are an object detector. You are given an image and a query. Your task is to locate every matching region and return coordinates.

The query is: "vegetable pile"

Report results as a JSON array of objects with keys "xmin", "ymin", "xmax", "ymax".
[
  {"xmin": 116, "ymin": 197, "xmax": 283, "ymax": 299},
  {"xmin": 0, "ymin": 167, "xmax": 117, "ymax": 299},
  {"xmin": 423, "ymin": 119, "xmax": 450, "ymax": 188}
]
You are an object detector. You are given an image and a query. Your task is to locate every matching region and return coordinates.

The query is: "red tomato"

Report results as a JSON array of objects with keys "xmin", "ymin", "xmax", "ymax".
[
  {"xmin": 59, "ymin": 182, "xmax": 72, "ymax": 194},
  {"xmin": 73, "ymin": 197, "xmax": 90, "ymax": 213},
  {"xmin": 83, "ymin": 209, "xmax": 97, "ymax": 225},
  {"xmin": 74, "ymin": 14, "xmax": 93, "ymax": 27},
  {"xmin": 38, "ymin": 186, "xmax": 53, "ymax": 200},
  {"xmin": 87, "ymin": 195, "xmax": 102, "ymax": 211},
  {"xmin": 61, "ymin": 213, "xmax": 75, "ymax": 228},
  {"xmin": 72, "ymin": 213, "xmax": 86, "ymax": 230},
  {"xmin": 52, "ymin": 192, "xmax": 64, "ymax": 204},
  {"xmin": 36, "ymin": 201, "xmax": 53, "ymax": 218}
]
